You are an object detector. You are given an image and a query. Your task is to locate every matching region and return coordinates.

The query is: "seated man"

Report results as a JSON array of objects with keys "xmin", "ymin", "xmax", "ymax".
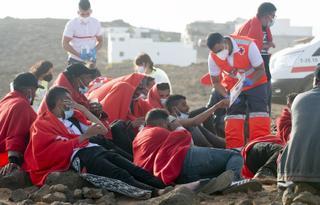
[
  {"xmin": 133, "ymin": 109, "xmax": 243, "ymax": 187},
  {"xmin": 23, "ymin": 87, "xmax": 167, "ymax": 196},
  {"xmin": 278, "ymin": 65, "xmax": 320, "ymax": 189},
  {"xmin": 241, "ymin": 92, "xmax": 298, "ymax": 180},
  {"xmin": 165, "ymin": 94, "xmax": 225, "ymax": 148},
  {"xmin": 0, "ymin": 73, "xmax": 41, "ymax": 175}
]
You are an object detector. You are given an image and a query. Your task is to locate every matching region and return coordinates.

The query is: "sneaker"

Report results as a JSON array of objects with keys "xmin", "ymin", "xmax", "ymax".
[
  {"xmin": 197, "ymin": 170, "xmax": 234, "ymax": 195},
  {"xmin": 254, "ymin": 168, "xmax": 277, "ymax": 185},
  {"xmin": 222, "ymin": 179, "xmax": 262, "ymax": 194}
]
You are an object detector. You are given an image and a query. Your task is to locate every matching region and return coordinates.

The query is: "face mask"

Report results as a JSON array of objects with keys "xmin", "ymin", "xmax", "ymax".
[
  {"xmin": 43, "ymin": 74, "xmax": 53, "ymax": 82},
  {"xmin": 160, "ymin": 98, "xmax": 167, "ymax": 106},
  {"xmin": 177, "ymin": 112, "xmax": 189, "ymax": 120},
  {"xmin": 79, "ymin": 16, "xmax": 90, "ymax": 24},
  {"xmin": 136, "ymin": 66, "xmax": 145, "ymax": 73},
  {"xmin": 79, "ymin": 86, "xmax": 89, "ymax": 94},
  {"xmin": 64, "ymin": 108, "xmax": 74, "ymax": 119},
  {"xmin": 268, "ymin": 19, "xmax": 275, "ymax": 27},
  {"xmin": 216, "ymin": 49, "xmax": 229, "ymax": 60}
]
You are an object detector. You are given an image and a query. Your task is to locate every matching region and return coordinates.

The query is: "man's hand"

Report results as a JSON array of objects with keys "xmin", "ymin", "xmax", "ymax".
[
  {"xmin": 215, "ymin": 98, "xmax": 230, "ymax": 109},
  {"xmin": 79, "ymin": 124, "xmax": 107, "ymax": 142},
  {"xmin": 0, "ymin": 163, "xmax": 19, "ymax": 176},
  {"xmin": 169, "ymin": 120, "xmax": 182, "ymax": 131},
  {"xmin": 130, "ymin": 118, "xmax": 145, "ymax": 128}
]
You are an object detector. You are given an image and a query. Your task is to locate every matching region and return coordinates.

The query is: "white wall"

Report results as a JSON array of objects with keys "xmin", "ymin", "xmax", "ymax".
[
  {"xmin": 271, "ymin": 19, "xmax": 312, "ymax": 36},
  {"xmin": 108, "ymin": 33, "xmax": 197, "ymax": 67}
]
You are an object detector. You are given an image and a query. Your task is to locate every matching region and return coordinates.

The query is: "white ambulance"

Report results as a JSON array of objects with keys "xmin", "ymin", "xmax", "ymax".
[{"xmin": 270, "ymin": 38, "xmax": 320, "ymax": 103}]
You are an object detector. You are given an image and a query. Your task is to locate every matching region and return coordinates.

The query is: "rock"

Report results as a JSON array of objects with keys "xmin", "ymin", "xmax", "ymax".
[
  {"xmin": 50, "ymin": 202, "xmax": 72, "ymax": 205},
  {"xmin": 45, "ymin": 171, "xmax": 91, "ymax": 190},
  {"xmin": 0, "ymin": 170, "xmax": 32, "ymax": 190},
  {"xmin": 291, "ymin": 202, "xmax": 308, "ymax": 205},
  {"xmin": 30, "ymin": 185, "xmax": 51, "ymax": 202},
  {"xmin": 82, "ymin": 187, "xmax": 103, "ymax": 199},
  {"xmin": 0, "ymin": 202, "xmax": 9, "ymax": 205},
  {"xmin": 17, "ymin": 199, "xmax": 35, "ymax": 205},
  {"xmin": 0, "ymin": 188, "xmax": 12, "ymax": 201},
  {"xmin": 292, "ymin": 191, "xmax": 320, "ymax": 205},
  {"xmin": 141, "ymin": 187, "xmax": 199, "ymax": 205},
  {"xmin": 42, "ymin": 192, "xmax": 67, "ymax": 203},
  {"xmin": 282, "ymin": 187, "xmax": 296, "ymax": 205},
  {"xmin": 9, "ymin": 188, "xmax": 28, "ymax": 202},
  {"xmin": 35, "ymin": 203, "xmax": 49, "ymax": 205},
  {"xmin": 24, "ymin": 186, "xmax": 39, "ymax": 195},
  {"xmin": 236, "ymin": 199, "xmax": 254, "ymax": 205},
  {"xmin": 95, "ymin": 194, "xmax": 117, "ymax": 205},
  {"xmin": 50, "ymin": 184, "xmax": 69, "ymax": 193},
  {"xmin": 73, "ymin": 199, "xmax": 95, "ymax": 205},
  {"xmin": 73, "ymin": 189, "xmax": 83, "ymax": 199},
  {"xmin": 270, "ymin": 202, "xmax": 282, "ymax": 205},
  {"xmin": 294, "ymin": 183, "xmax": 318, "ymax": 195}
]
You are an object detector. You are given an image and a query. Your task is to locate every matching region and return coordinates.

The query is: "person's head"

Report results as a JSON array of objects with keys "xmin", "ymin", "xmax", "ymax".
[
  {"xmin": 132, "ymin": 76, "xmax": 154, "ymax": 99},
  {"xmin": 145, "ymin": 109, "xmax": 170, "ymax": 129},
  {"xmin": 134, "ymin": 53, "xmax": 154, "ymax": 73},
  {"xmin": 286, "ymin": 92, "xmax": 298, "ymax": 109},
  {"xmin": 313, "ymin": 64, "xmax": 320, "ymax": 86},
  {"xmin": 64, "ymin": 63, "xmax": 96, "ymax": 94},
  {"xmin": 165, "ymin": 94, "xmax": 189, "ymax": 115},
  {"xmin": 257, "ymin": 2, "xmax": 277, "ymax": 27},
  {"xmin": 157, "ymin": 83, "xmax": 170, "ymax": 104},
  {"xmin": 46, "ymin": 86, "xmax": 74, "ymax": 119},
  {"xmin": 78, "ymin": 0, "xmax": 92, "ymax": 20},
  {"xmin": 13, "ymin": 72, "xmax": 42, "ymax": 105},
  {"xmin": 206, "ymin": 33, "xmax": 229, "ymax": 61},
  {"xmin": 29, "ymin": 60, "xmax": 54, "ymax": 82}
]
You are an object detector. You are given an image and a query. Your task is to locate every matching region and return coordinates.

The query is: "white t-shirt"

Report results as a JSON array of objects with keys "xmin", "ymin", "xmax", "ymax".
[
  {"xmin": 59, "ymin": 118, "xmax": 98, "ymax": 161},
  {"xmin": 208, "ymin": 36, "xmax": 263, "ymax": 77},
  {"xmin": 148, "ymin": 67, "xmax": 172, "ymax": 92},
  {"xmin": 63, "ymin": 17, "xmax": 103, "ymax": 61}
]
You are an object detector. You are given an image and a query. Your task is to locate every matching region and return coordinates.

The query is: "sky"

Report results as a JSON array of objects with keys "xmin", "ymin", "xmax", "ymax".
[{"xmin": 1, "ymin": 0, "xmax": 319, "ymax": 35}]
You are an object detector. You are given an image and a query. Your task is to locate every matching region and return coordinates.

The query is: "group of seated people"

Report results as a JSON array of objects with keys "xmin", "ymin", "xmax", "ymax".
[{"xmin": 0, "ymin": 52, "xmax": 318, "ymax": 198}]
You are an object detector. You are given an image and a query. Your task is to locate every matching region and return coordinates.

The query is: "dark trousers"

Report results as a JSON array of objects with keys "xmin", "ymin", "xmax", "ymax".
[
  {"xmin": 262, "ymin": 54, "xmax": 272, "ymax": 113},
  {"xmin": 110, "ymin": 120, "xmax": 136, "ymax": 156},
  {"xmin": 246, "ymin": 142, "xmax": 282, "ymax": 176},
  {"xmin": 75, "ymin": 146, "xmax": 166, "ymax": 191}
]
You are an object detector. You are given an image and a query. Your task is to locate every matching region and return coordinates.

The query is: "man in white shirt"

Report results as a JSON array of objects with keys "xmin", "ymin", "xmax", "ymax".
[{"xmin": 62, "ymin": 0, "xmax": 103, "ymax": 65}]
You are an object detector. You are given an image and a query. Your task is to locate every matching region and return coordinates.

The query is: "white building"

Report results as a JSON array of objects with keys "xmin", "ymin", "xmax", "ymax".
[{"xmin": 106, "ymin": 27, "xmax": 197, "ymax": 67}]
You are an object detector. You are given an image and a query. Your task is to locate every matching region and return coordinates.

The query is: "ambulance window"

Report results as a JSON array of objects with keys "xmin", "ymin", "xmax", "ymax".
[{"xmin": 312, "ymin": 48, "xmax": 320, "ymax": 56}]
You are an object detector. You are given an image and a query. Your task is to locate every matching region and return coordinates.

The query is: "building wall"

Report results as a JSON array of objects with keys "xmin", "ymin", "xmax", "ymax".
[{"xmin": 108, "ymin": 33, "xmax": 197, "ymax": 67}]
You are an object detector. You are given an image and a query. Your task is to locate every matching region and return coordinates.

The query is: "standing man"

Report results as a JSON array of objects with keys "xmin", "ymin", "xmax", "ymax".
[
  {"xmin": 62, "ymin": 0, "xmax": 103, "ymax": 65},
  {"xmin": 234, "ymin": 2, "xmax": 277, "ymax": 112},
  {"xmin": 206, "ymin": 33, "xmax": 270, "ymax": 150}
]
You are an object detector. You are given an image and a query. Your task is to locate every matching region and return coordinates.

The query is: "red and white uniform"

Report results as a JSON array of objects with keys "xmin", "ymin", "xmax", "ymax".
[{"xmin": 208, "ymin": 35, "xmax": 270, "ymax": 149}]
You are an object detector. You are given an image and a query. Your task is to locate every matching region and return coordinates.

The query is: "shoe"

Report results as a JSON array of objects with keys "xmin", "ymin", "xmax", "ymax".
[
  {"xmin": 254, "ymin": 168, "xmax": 277, "ymax": 185},
  {"xmin": 222, "ymin": 179, "xmax": 262, "ymax": 194},
  {"xmin": 197, "ymin": 170, "xmax": 234, "ymax": 195}
]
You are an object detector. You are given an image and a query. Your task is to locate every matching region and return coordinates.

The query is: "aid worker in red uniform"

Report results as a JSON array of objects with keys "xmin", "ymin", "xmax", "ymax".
[{"xmin": 205, "ymin": 32, "xmax": 270, "ymax": 150}]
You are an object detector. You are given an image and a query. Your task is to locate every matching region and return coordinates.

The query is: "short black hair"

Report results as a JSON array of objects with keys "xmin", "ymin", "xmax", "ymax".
[
  {"xmin": 165, "ymin": 94, "xmax": 186, "ymax": 113},
  {"xmin": 257, "ymin": 2, "xmax": 277, "ymax": 17},
  {"xmin": 145, "ymin": 109, "xmax": 169, "ymax": 126},
  {"xmin": 79, "ymin": 0, "xmax": 91, "ymax": 10},
  {"xmin": 30, "ymin": 60, "xmax": 53, "ymax": 79},
  {"xmin": 64, "ymin": 63, "xmax": 95, "ymax": 78},
  {"xmin": 146, "ymin": 76, "xmax": 155, "ymax": 86},
  {"xmin": 46, "ymin": 87, "xmax": 70, "ymax": 111},
  {"xmin": 287, "ymin": 93, "xmax": 298, "ymax": 104},
  {"xmin": 13, "ymin": 72, "xmax": 41, "ymax": 91},
  {"xmin": 206, "ymin": 33, "xmax": 224, "ymax": 50},
  {"xmin": 157, "ymin": 83, "xmax": 170, "ymax": 91}
]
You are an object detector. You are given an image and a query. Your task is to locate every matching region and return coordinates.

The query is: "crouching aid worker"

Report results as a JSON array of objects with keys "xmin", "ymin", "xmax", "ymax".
[{"xmin": 23, "ymin": 87, "xmax": 168, "ymax": 198}]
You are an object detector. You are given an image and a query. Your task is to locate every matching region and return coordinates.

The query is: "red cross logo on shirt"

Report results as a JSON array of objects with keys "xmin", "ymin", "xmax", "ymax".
[{"xmin": 239, "ymin": 46, "xmax": 245, "ymax": 55}]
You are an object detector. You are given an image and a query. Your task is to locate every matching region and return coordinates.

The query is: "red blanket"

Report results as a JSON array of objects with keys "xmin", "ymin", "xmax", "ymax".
[
  {"xmin": 147, "ymin": 84, "xmax": 163, "ymax": 109},
  {"xmin": 133, "ymin": 126, "xmax": 170, "ymax": 173},
  {"xmin": 23, "ymin": 110, "xmax": 90, "ymax": 186},
  {"xmin": 234, "ymin": 16, "xmax": 273, "ymax": 51},
  {"xmin": 241, "ymin": 135, "xmax": 284, "ymax": 178},
  {"xmin": 38, "ymin": 73, "xmax": 90, "ymax": 114},
  {"xmin": 0, "ymin": 91, "xmax": 37, "ymax": 155},
  {"xmin": 88, "ymin": 73, "xmax": 145, "ymax": 102},
  {"xmin": 276, "ymin": 107, "xmax": 292, "ymax": 143}
]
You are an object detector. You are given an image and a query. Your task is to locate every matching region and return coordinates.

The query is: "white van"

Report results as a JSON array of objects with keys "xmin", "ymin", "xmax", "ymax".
[{"xmin": 270, "ymin": 38, "xmax": 320, "ymax": 103}]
